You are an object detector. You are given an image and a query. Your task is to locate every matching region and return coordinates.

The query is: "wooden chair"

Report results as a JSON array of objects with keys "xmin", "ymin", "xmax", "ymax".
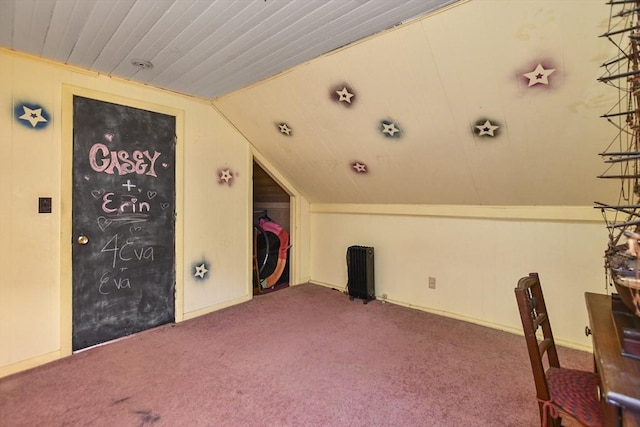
[{"xmin": 514, "ymin": 273, "xmax": 604, "ymax": 427}]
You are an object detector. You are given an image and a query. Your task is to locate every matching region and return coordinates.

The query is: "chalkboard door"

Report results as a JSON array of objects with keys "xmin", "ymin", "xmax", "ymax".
[{"xmin": 72, "ymin": 96, "xmax": 176, "ymax": 351}]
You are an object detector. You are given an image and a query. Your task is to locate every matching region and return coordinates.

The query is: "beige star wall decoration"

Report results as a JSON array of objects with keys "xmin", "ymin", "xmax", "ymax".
[
  {"xmin": 352, "ymin": 161, "xmax": 368, "ymax": 173},
  {"xmin": 474, "ymin": 119, "xmax": 500, "ymax": 137},
  {"xmin": 380, "ymin": 120, "xmax": 401, "ymax": 138},
  {"xmin": 332, "ymin": 84, "xmax": 356, "ymax": 106},
  {"xmin": 217, "ymin": 166, "xmax": 237, "ymax": 186},
  {"xmin": 523, "ymin": 63, "xmax": 556, "ymax": 87},
  {"xmin": 277, "ymin": 123, "xmax": 292, "ymax": 136}
]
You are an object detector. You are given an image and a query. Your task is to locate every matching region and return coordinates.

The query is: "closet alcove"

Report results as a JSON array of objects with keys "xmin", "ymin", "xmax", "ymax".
[{"xmin": 252, "ymin": 161, "xmax": 291, "ymax": 294}]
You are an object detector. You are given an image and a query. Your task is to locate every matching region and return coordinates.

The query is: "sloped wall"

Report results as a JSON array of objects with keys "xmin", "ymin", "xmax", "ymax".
[{"xmin": 213, "ymin": 0, "xmax": 617, "ymax": 206}]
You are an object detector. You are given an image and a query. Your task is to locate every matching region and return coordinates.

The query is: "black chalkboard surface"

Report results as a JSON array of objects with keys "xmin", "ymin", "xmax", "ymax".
[{"xmin": 72, "ymin": 95, "xmax": 176, "ymax": 351}]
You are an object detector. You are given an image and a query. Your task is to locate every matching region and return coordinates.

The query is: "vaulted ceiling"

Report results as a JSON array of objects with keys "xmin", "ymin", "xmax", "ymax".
[{"xmin": 1, "ymin": 0, "xmax": 619, "ymax": 206}]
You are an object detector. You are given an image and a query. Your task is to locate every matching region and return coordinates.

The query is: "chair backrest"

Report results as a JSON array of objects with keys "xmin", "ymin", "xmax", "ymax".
[{"xmin": 514, "ymin": 272, "xmax": 561, "ymax": 406}]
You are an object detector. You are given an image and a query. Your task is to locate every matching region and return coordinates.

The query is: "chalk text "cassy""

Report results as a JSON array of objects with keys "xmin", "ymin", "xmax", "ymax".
[{"xmin": 89, "ymin": 143, "xmax": 161, "ymax": 177}]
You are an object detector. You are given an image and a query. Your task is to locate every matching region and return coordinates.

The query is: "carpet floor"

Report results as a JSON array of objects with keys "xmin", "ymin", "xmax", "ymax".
[{"xmin": 0, "ymin": 283, "xmax": 593, "ymax": 426}]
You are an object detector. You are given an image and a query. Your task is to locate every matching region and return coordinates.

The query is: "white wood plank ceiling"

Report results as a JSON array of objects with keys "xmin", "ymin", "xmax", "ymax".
[{"xmin": 0, "ymin": 0, "xmax": 459, "ymax": 99}]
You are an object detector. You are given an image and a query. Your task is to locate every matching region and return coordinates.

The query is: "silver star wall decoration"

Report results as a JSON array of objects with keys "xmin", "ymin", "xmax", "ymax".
[{"xmin": 523, "ymin": 63, "xmax": 555, "ymax": 87}]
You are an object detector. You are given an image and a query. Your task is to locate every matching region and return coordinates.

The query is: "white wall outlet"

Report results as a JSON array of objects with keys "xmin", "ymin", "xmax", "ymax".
[{"xmin": 428, "ymin": 277, "xmax": 436, "ymax": 289}]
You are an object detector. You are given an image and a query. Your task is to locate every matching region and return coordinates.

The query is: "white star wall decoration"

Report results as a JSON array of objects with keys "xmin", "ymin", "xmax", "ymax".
[
  {"xmin": 194, "ymin": 263, "xmax": 209, "ymax": 279},
  {"xmin": 336, "ymin": 87, "xmax": 355, "ymax": 103},
  {"xmin": 523, "ymin": 64, "xmax": 555, "ymax": 87},
  {"xmin": 219, "ymin": 169, "xmax": 233, "ymax": 184}
]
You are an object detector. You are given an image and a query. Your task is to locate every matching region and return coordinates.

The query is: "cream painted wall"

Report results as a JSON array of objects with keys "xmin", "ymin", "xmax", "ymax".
[
  {"xmin": 0, "ymin": 49, "xmax": 295, "ymax": 376},
  {"xmin": 309, "ymin": 205, "xmax": 607, "ymax": 349}
]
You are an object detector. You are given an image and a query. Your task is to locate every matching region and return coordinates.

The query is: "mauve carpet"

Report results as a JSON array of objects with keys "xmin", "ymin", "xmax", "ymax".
[{"xmin": 0, "ymin": 283, "xmax": 592, "ymax": 426}]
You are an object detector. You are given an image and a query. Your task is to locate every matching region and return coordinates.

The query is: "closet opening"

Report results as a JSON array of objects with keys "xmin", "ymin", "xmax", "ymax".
[{"xmin": 252, "ymin": 161, "xmax": 291, "ymax": 295}]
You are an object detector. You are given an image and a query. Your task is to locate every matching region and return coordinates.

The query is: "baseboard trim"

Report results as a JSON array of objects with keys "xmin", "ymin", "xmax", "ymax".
[
  {"xmin": 1, "ymin": 350, "xmax": 63, "ymax": 379},
  {"xmin": 182, "ymin": 294, "xmax": 253, "ymax": 321},
  {"xmin": 308, "ymin": 280, "xmax": 591, "ymax": 352}
]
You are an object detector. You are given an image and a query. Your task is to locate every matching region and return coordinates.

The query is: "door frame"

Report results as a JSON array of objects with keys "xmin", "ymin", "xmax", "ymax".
[{"xmin": 60, "ymin": 85, "xmax": 184, "ymax": 356}]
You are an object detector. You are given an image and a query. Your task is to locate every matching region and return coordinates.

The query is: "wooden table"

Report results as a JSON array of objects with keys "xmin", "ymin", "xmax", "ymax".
[{"xmin": 585, "ymin": 292, "xmax": 640, "ymax": 427}]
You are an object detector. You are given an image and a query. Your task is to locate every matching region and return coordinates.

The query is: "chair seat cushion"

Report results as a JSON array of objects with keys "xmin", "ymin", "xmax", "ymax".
[{"xmin": 546, "ymin": 367, "xmax": 604, "ymax": 427}]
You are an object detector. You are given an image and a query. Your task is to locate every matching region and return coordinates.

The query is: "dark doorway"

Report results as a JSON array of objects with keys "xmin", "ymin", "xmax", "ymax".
[{"xmin": 252, "ymin": 162, "xmax": 291, "ymax": 294}]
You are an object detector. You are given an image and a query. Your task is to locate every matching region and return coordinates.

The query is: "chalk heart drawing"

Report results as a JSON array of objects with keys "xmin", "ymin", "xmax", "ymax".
[
  {"xmin": 147, "ymin": 191, "xmax": 157, "ymax": 199},
  {"xmin": 91, "ymin": 189, "xmax": 105, "ymax": 199},
  {"xmin": 97, "ymin": 216, "xmax": 113, "ymax": 232},
  {"xmin": 162, "ymin": 163, "xmax": 168, "ymax": 168},
  {"xmin": 130, "ymin": 225, "xmax": 142, "ymax": 234},
  {"xmin": 104, "ymin": 133, "xmax": 114, "ymax": 142},
  {"xmin": 161, "ymin": 203, "xmax": 170, "ymax": 210}
]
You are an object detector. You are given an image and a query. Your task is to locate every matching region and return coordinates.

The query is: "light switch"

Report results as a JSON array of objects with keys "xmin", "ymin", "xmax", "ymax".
[{"xmin": 38, "ymin": 197, "xmax": 52, "ymax": 214}]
